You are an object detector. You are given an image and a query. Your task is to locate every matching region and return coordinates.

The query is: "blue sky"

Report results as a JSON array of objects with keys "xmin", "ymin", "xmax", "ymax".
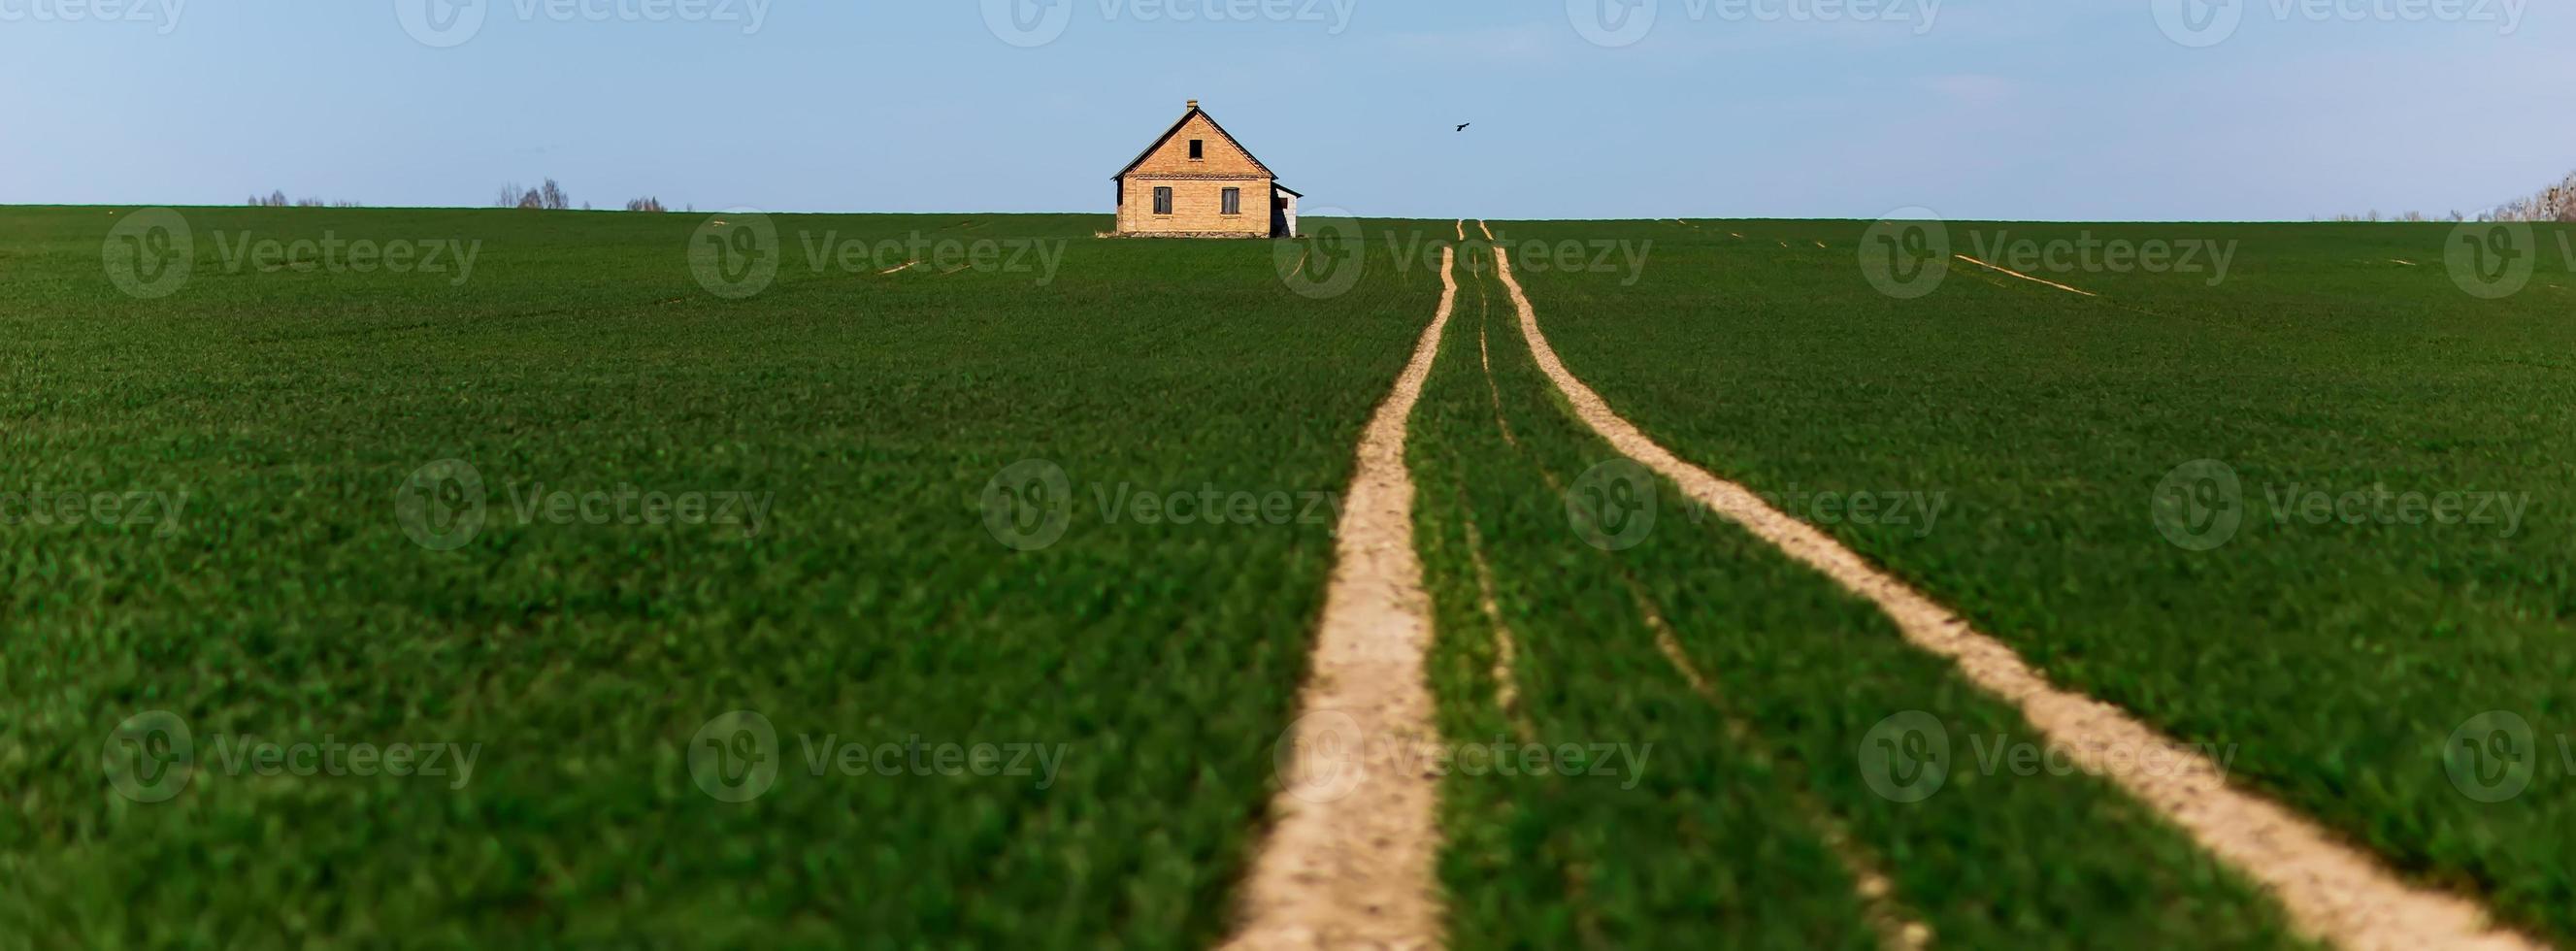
[{"xmin": 3, "ymin": 0, "xmax": 2567, "ymax": 220}]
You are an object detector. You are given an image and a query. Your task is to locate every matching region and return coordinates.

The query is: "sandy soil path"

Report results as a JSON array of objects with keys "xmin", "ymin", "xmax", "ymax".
[
  {"xmin": 1220, "ymin": 247, "xmax": 1458, "ymax": 951},
  {"xmin": 1492, "ymin": 246, "xmax": 2540, "ymax": 951}
]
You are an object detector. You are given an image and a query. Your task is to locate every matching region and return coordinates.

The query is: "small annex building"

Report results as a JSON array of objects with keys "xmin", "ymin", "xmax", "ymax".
[{"xmin": 1113, "ymin": 101, "xmax": 1299, "ymax": 238}]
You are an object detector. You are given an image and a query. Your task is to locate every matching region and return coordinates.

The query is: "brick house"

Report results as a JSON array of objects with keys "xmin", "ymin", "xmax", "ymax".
[{"xmin": 1113, "ymin": 101, "xmax": 1300, "ymax": 238}]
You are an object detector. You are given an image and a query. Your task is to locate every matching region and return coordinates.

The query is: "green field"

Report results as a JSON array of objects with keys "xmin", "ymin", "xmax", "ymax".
[
  {"xmin": 1501, "ymin": 216, "xmax": 2576, "ymax": 943},
  {"xmin": 1413, "ymin": 242, "xmax": 2303, "ymax": 949},
  {"xmin": 2, "ymin": 207, "xmax": 1441, "ymax": 947},
  {"xmin": 7, "ymin": 206, "xmax": 2574, "ymax": 947}
]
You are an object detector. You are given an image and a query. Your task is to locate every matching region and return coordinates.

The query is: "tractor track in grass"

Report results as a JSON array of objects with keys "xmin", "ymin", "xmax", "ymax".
[
  {"xmin": 1221, "ymin": 247, "xmax": 1457, "ymax": 951},
  {"xmin": 1952, "ymin": 253, "xmax": 2096, "ymax": 297},
  {"xmin": 1627, "ymin": 591, "xmax": 1931, "ymax": 951},
  {"xmin": 1458, "ymin": 514, "xmax": 1524, "ymax": 730},
  {"xmin": 1459, "ymin": 243, "xmax": 1929, "ymax": 951},
  {"xmin": 1491, "ymin": 245, "xmax": 2542, "ymax": 951},
  {"xmin": 1464, "ymin": 266, "xmax": 1529, "ymax": 731}
]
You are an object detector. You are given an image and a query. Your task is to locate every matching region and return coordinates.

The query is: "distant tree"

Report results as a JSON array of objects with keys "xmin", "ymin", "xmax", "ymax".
[
  {"xmin": 2335, "ymin": 169, "xmax": 2576, "ymax": 222},
  {"xmin": 495, "ymin": 179, "xmax": 573, "ymax": 210},
  {"xmin": 624, "ymin": 196, "xmax": 668, "ymax": 213},
  {"xmin": 2467, "ymin": 170, "xmax": 2576, "ymax": 223},
  {"xmin": 249, "ymin": 190, "xmax": 359, "ymax": 207}
]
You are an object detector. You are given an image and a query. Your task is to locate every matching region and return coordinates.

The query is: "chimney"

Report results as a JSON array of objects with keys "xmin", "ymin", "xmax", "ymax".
[{"xmin": 1187, "ymin": 99, "xmax": 1200, "ymax": 112}]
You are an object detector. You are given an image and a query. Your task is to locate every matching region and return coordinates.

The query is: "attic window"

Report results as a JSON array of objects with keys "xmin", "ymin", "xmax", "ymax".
[{"xmin": 1189, "ymin": 139, "xmax": 1205, "ymax": 160}]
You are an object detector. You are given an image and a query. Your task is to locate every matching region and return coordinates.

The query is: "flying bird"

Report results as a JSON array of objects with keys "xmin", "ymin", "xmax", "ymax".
[{"xmin": 1455, "ymin": 123, "xmax": 1471, "ymax": 132}]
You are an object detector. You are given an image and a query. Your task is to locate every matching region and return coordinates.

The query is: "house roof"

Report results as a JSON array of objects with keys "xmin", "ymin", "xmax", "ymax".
[{"xmin": 1112, "ymin": 105, "xmax": 1276, "ymax": 180}]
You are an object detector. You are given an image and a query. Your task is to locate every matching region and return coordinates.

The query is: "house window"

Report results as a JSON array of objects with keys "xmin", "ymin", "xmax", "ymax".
[
  {"xmin": 1221, "ymin": 188, "xmax": 1241, "ymax": 215},
  {"xmin": 1153, "ymin": 187, "xmax": 1173, "ymax": 215},
  {"xmin": 1189, "ymin": 139, "xmax": 1205, "ymax": 160}
]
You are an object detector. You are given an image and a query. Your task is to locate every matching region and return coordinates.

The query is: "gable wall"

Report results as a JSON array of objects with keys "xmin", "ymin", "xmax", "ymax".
[{"xmin": 1127, "ymin": 113, "xmax": 1269, "ymax": 178}]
